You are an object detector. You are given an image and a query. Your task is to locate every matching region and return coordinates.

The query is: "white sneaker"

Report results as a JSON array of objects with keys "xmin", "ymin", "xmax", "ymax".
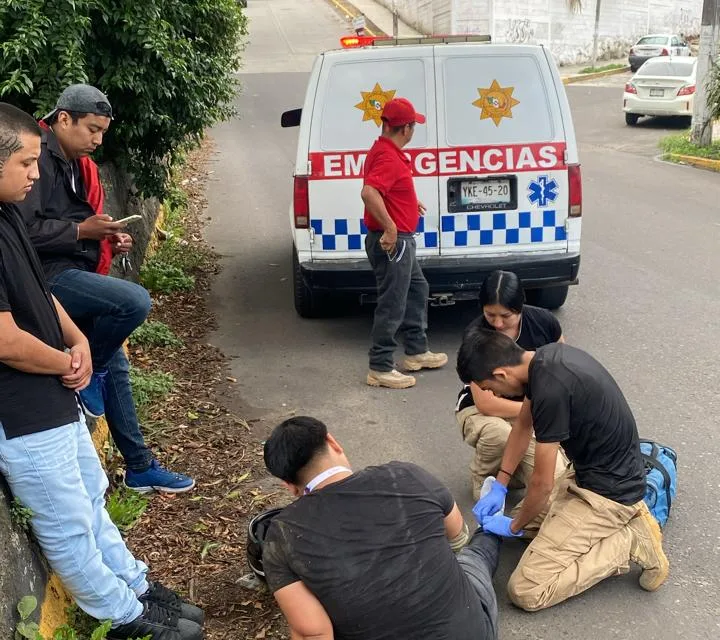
[
  {"xmin": 366, "ymin": 369, "xmax": 416, "ymax": 389},
  {"xmin": 403, "ymin": 351, "xmax": 448, "ymax": 371}
]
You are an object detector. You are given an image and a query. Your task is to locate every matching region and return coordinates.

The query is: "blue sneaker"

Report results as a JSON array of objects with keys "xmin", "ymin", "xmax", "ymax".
[
  {"xmin": 78, "ymin": 370, "xmax": 108, "ymax": 419},
  {"xmin": 125, "ymin": 459, "xmax": 196, "ymax": 494}
]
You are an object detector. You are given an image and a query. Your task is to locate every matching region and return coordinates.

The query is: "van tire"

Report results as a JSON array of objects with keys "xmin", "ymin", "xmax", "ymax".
[
  {"xmin": 625, "ymin": 113, "xmax": 640, "ymax": 126},
  {"xmin": 293, "ymin": 248, "xmax": 326, "ymax": 318},
  {"xmin": 526, "ymin": 286, "xmax": 569, "ymax": 310}
]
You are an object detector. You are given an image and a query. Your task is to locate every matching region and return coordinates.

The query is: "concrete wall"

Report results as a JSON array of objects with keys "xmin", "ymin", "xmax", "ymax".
[
  {"xmin": 378, "ymin": 0, "xmax": 703, "ymax": 66},
  {"xmin": 0, "ymin": 165, "xmax": 160, "ymax": 637}
]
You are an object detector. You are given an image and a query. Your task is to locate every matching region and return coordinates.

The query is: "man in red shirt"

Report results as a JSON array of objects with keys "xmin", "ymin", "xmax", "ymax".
[{"xmin": 361, "ymin": 98, "xmax": 447, "ymax": 389}]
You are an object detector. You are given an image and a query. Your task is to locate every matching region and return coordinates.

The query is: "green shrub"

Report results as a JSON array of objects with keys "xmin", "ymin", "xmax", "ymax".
[
  {"xmin": 139, "ymin": 257, "xmax": 195, "ymax": 294},
  {"xmin": 129, "ymin": 369, "xmax": 175, "ymax": 407},
  {"xmin": 130, "ymin": 321, "xmax": 183, "ymax": 348},
  {"xmin": 0, "ymin": 0, "xmax": 247, "ymax": 197}
]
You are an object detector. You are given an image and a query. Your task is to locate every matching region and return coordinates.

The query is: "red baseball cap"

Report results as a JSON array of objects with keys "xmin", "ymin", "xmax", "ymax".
[{"xmin": 381, "ymin": 97, "xmax": 426, "ymax": 126}]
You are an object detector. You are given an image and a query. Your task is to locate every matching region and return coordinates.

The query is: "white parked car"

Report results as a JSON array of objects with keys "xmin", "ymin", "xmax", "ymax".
[
  {"xmin": 628, "ymin": 34, "xmax": 691, "ymax": 72},
  {"xmin": 623, "ymin": 57, "xmax": 697, "ymax": 126}
]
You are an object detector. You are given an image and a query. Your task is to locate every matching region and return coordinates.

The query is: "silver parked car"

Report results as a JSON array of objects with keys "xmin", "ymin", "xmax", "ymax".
[{"xmin": 628, "ymin": 34, "xmax": 691, "ymax": 72}]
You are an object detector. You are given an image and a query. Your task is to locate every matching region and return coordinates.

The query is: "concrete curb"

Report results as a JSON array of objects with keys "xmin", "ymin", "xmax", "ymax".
[
  {"xmin": 562, "ymin": 66, "xmax": 630, "ymax": 84},
  {"xmin": 325, "ymin": 0, "xmax": 385, "ymax": 37},
  {"xmin": 664, "ymin": 153, "xmax": 720, "ymax": 172}
]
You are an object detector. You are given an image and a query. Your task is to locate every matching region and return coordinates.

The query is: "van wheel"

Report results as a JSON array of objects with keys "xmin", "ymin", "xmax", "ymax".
[
  {"xmin": 625, "ymin": 113, "xmax": 640, "ymax": 126},
  {"xmin": 526, "ymin": 286, "xmax": 569, "ymax": 310},
  {"xmin": 293, "ymin": 248, "xmax": 326, "ymax": 318}
]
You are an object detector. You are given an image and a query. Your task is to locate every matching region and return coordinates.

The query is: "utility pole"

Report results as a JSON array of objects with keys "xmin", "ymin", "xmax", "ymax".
[
  {"xmin": 392, "ymin": 0, "xmax": 399, "ymax": 38},
  {"xmin": 590, "ymin": 0, "xmax": 603, "ymax": 70},
  {"xmin": 691, "ymin": 0, "xmax": 720, "ymax": 146}
]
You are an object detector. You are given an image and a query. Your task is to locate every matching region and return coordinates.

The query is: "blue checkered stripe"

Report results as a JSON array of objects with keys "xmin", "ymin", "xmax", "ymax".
[
  {"xmin": 310, "ymin": 217, "xmax": 438, "ymax": 250},
  {"xmin": 441, "ymin": 210, "xmax": 566, "ymax": 247}
]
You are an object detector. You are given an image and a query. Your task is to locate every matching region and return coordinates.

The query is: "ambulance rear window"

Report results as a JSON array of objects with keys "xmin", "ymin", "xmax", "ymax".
[
  {"xmin": 320, "ymin": 59, "xmax": 429, "ymax": 151},
  {"xmin": 441, "ymin": 54, "xmax": 555, "ymax": 146}
]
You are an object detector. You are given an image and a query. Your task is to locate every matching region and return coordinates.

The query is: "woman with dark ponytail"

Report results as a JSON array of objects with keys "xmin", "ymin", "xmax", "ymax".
[{"xmin": 456, "ymin": 270, "xmax": 567, "ymax": 500}]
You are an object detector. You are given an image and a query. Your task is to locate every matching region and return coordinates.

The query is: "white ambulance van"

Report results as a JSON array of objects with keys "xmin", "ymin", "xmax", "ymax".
[{"xmin": 282, "ymin": 35, "xmax": 582, "ymax": 318}]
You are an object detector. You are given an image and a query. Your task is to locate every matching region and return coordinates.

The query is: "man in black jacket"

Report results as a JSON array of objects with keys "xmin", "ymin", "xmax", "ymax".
[
  {"xmin": 17, "ymin": 84, "xmax": 193, "ymax": 493},
  {"xmin": 0, "ymin": 101, "xmax": 203, "ymax": 640}
]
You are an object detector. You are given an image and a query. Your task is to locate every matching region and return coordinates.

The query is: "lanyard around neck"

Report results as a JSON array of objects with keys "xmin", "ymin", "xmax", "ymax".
[{"xmin": 304, "ymin": 466, "xmax": 352, "ymax": 495}]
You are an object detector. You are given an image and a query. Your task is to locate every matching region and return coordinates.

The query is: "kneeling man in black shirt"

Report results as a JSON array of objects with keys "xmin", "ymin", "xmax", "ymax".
[
  {"xmin": 262, "ymin": 416, "xmax": 500, "ymax": 640},
  {"xmin": 459, "ymin": 329, "xmax": 669, "ymax": 611}
]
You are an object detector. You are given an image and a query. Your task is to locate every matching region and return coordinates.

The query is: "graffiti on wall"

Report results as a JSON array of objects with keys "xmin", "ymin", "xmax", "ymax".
[{"xmin": 505, "ymin": 18, "xmax": 535, "ymax": 43}]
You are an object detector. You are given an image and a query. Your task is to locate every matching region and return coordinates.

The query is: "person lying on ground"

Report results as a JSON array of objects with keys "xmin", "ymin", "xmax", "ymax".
[
  {"xmin": 455, "ymin": 270, "xmax": 567, "ymax": 500},
  {"xmin": 17, "ymin": 84, "xmax": 193, "ymax": 493},
  {"xmin": 458, "ymin": 329, "xmax": 669, "ymax": 611},
  {"xmin": 262, "ymin": 415, "xmax": 501, "ymax": 640},
  {"xmin": 0, "ymin": 102, "xmax": 204, "ymax": 640}
]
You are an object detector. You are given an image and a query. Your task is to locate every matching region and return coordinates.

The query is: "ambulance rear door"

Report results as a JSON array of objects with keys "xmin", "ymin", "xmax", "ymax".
[
  {"xmin": 433, "ymin": 44, "xmax": 570, "ymax": 257},
  {"xmin": 306, "ymin": 46, "xmax": 440, "ymax": 260}
]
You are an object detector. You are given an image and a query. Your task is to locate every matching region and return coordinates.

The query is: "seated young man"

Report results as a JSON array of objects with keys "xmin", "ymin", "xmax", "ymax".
[
  {"xmin": 0, "ymin": 103, "xmax": 203, "ymax": 639},
  {"xmin": 262, "ymin": 416, "xmax": 501, "ymax": 640},
  {"xmin": 17, "ymin": 84, "xmax": 193, "ymax": 493},
  {"xmin": 458, "ymin": 328, "xmax": 669, "ymax": 611}
]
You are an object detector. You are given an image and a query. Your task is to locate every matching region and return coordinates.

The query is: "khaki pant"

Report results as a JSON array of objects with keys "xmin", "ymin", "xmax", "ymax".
[
  {"xmin": 456, "ymin": 406, "xmax": 567, "ymax": 500},
  {"xmin": 508, "ymin": 467, "xmax": 644, "ymax": 612}
]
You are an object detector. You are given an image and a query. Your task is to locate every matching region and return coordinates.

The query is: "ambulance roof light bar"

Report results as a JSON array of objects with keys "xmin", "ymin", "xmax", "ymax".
[{"xmin": 340, "ymin": 34, "xmax": 491, "ymax": 48}]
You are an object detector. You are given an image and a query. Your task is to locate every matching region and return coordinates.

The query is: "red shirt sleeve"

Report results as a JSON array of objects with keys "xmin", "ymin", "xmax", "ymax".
[{"xmin": 363, "ymin": 151, "xmax": 397, "ymax": 196}]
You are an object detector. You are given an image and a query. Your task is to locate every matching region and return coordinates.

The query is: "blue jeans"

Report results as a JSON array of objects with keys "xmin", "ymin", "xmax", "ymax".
[
  {"xmin": 49, "ymin": 269, "xmax": 153, "ymax": 472},
  {"xmin": 0, "ymin": 416, "xmax": 147, "ymax": 625}
]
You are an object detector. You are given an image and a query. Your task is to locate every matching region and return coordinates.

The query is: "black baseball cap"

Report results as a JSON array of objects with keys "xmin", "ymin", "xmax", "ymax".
[{"xmin": 42, "ymin": 84, "xmax": 113, "ymax": 122}]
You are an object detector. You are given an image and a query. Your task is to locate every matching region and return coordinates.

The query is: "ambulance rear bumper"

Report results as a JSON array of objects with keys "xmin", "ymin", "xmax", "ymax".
[{"xmin": 299, "ymin": 252, "xmax": 580, "ymax": 297}]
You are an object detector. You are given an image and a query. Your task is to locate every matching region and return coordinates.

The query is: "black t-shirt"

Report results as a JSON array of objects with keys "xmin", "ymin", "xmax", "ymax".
[
  {"xmin": 456, "ymin": 305, "xmax": 562, "ymax": 412},
  {"xmin": 0, "ymin": 204, "xmax": 79, "ymax": 437},
  {"xmin": 263, "ymin": 462, "xmax": 493, "ymax": 640},
  {"xmin": 527, "ymin": 343, "xmax": 646, "ymax": 505}
]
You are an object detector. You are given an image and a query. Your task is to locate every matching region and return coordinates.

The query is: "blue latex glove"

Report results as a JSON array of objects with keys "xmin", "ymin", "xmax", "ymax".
[
  {"xmin": 482, "ymin": 515, "xmax": 524, "ymax": 538},
  {"xmin": 472, "ymin": 480, "xmax": 508, "ymax": 523}
]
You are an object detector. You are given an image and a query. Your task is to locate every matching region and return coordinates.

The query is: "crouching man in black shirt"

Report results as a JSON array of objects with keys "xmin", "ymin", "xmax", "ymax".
[
  {"xmin": 0, "ymin": 104, "xmax": 203, "ymax": 640},
  {"xmin": 262, "ymin": 416, "xmax": 500, "ymax": 640},
  {"xmin": 459, "ymin": 329, "xmax": 669, "ymax": 611}
]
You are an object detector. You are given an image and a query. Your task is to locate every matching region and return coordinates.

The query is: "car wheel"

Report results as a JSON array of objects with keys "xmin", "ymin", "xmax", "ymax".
[
  {"xmin": 526, "ymin": 286, "xmax": 569, "ymax": 310},
  {"xmin": 625, "ymin": 113, "xmax": 640, "ymax": 126},
  {"xmin": 293, "ymin": 248, "xmax": 327, "ymax": 318}
]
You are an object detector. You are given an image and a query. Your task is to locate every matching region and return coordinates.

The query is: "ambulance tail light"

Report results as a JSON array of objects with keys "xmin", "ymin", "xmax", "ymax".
[
  {"xmin": 568, "ymin": 164, "xmax": 582, "ymax": 217},
  {"xmin": 293, "ymin": 176, "xmax": 309, "ymax": 229}
]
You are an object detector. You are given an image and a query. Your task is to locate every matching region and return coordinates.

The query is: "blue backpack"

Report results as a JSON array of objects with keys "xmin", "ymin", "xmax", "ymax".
[{"xmin": 640, "ymin": 440, "xmax": 677, "ymax": 528}]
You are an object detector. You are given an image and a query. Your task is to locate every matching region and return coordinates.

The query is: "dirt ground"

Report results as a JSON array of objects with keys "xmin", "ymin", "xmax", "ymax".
[{"xmin": 119, "ymin": 139, "xmax": 290, "ymax": 640}]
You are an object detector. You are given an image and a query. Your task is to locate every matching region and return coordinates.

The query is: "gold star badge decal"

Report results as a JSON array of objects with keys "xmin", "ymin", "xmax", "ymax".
[
  {"xmin": 355, "ymin": 83, "xmax": 396, "ymax": 126},
  {"xmin": 473, "ymin": 80, "xmax": 520, "ymax": 126}
]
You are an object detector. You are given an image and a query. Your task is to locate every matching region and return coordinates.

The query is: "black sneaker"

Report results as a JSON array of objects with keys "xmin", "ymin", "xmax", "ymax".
[
  {"xmin": 140, "ymin": 580, "xmax": 205, "ymax": 626},
  {"xmin": 107, "ymin": 601, "xmax": 203, "ymax": 640}
]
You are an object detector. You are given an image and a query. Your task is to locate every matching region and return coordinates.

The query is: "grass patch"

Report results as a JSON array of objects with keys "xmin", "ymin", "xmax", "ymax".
[
  {"xmin": 130, "ymin": 369, "xmax": 175, "ymax": 408},
  {"xmin": 660, "ymin": 133, "xmax": 720, "ymax": 161},
  {"xmin": 139, "ymin": 256, "xmax": 195, "ymax": 294},
  {"xmin": 106, "ymin": 486, "xmax": 149, "ymax": 533},
  {"xmin": 130, "ymin": 321, "xmax": 183, "ymax": 349},
  {"xmin": 10, "ymin": 498, "xmax": 33, "ymax": 532},
  {"xmin": 579, "ymin": 63, "xmax": 626, "ymax": 74}
]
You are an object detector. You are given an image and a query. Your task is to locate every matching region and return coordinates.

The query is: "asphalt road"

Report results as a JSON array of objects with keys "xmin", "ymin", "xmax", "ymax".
[{"xmin": 205, "ymin": 1, "xmax": 720, "ymax": 637}]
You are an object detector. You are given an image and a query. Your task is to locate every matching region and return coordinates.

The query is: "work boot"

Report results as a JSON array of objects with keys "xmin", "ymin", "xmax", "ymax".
[
  {"xmin": 403, "ymin": 351, "xmax": 448, "ymax": 371},
  {"xmin": 367, "ymin": 369, "xmax": 416, "ymax": 389},
  {"xmin": 627, "ymin": 503, "xmax": 669, "ymax": 591},
  {"xmin": 107, "ymin": 601, "xmax": 203, "ymax": 640},
  {"xmin": 140, "ymin": 580, "xmax": 205, "ymax": 626}
]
